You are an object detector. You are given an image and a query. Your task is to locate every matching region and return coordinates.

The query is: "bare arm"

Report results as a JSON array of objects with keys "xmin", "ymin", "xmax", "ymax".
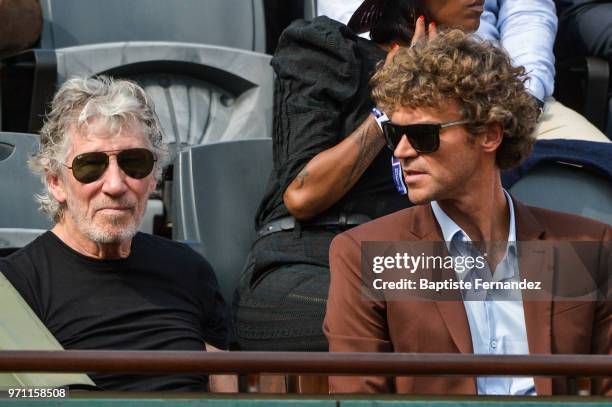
[
  {"xmin": 284, "ymin": 114, "xmax": 385, "ymax": 220},
  {"xmin": 205, "ymin": 342, "xmax": 238, "ymax": 393},
  {"xmin": 283, "ymin": 17, "xmax": 434, "ymax": 221}
]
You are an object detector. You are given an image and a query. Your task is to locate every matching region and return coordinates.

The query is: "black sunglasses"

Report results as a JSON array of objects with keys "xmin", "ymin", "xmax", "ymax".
[
  {"xmin": 382, "ymin": 120, "xmax": 471, "ymax": 153},
  {"xmin": 63, "ymin": 148, "xmax": 156, "ymax": 184}
]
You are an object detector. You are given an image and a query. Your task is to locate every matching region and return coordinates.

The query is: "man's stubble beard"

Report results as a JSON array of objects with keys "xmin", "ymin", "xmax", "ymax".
[{"xmin": 67, "ymin": 198, "xmax": 142, "ymax": 244}]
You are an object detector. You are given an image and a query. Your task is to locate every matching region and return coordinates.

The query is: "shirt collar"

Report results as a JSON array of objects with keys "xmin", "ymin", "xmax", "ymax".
[
  {"xmin": 431, "ymin": 190, "xmax": 516, "ymax": 246},
  {"xmin": 432, "ymin": 191, "xmax": 518, "ymax": 283}
]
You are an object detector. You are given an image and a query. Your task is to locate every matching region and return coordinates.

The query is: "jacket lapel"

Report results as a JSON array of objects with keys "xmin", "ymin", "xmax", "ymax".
[
  {"xmin": 407, "ymin": 200, "xmax": 555, "ymax": 393},
  {"xmin": 514, "ymin": 199, "xmax": 553, "ymax": 395},
  {"xmin": 434, "ymin": 301, "xmax": 474, "ymax": 354},
  {"xmin": 408, "ymin": 205, "xmax": 473, "ymax": 354}
]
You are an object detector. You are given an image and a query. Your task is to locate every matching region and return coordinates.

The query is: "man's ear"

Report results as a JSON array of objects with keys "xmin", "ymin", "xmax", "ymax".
[
  {"xmin": 46, "ymin": 169, "xmax": 67, "ymax": 204},
  {"xmin": 481, "ymin": 123, "xmax": 503, "ymax": 153}
]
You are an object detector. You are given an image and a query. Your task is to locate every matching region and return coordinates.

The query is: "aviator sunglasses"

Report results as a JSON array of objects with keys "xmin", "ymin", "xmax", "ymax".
[
  {"xmin": 382, "ymin": 120, "xmax": 471, "ymax": 153},
  {"xmin": 63, "ymin": 148, "xmax": 156, "ymax": 184}
]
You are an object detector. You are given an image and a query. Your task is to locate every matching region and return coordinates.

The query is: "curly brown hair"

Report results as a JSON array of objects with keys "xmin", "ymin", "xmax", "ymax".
[{"xmin": 371, "ymin": 29, "xmax": 539, "ymax": 170}]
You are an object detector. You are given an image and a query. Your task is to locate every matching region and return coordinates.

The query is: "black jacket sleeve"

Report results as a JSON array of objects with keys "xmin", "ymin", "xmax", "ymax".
[{"xmin": 270, "ymin": 16, "xmax": 363, "ymax": 194}]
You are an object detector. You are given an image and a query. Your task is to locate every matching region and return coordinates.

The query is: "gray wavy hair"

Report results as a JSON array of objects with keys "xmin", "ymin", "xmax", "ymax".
[{"xmin": 30, "ymin": 76, "xmax": 167, "ymax": 222}]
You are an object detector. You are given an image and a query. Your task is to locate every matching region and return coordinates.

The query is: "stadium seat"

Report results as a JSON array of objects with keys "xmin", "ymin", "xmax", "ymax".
[
  {"xmin": 509, "ymin": 161, "xmax": 612, "ymax": 225},
  {"xmin": 555, "ymin": 56, "xmax": 611, "ymax": 137},
  {"xmin": 1, "ymin": 44, "xmax": 273, "ymax": 148},
  {"xmin": 304, "ymin": 0, "xmax": 318, "ymax": 20},
  {"xmin": 503, "ymin": 139, "xmax": 612, "ymax": 225},
  {"xmin": 38, "ymin": 0, "xmax": 265, "ymax": 52},
  {"xmin": 0, "ymin": 0, "xmax": 273, "ymax": 147},
  {"xmin": 0, "ymin": 132, "xmax": 48, "ymax": 229},
  {"xmin": 172, "ymin": 139, "xmax": 273, "ymax": 303},
  {"xmin": 0, "ymin": 133, "xmax": 50, "ymax": 255},
  {"xmin": 0, "ymin": 269, "xmax": 96, "ymax": 388}
]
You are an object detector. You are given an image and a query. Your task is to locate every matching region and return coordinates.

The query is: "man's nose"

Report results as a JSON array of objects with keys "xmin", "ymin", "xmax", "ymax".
[
  {"xmin": 393, "ymin": 135, "xmax": 418, "ymax": 159},
  {"xmin": 101, "ymin": 157, "xmax": 128, "ymax": 196}
]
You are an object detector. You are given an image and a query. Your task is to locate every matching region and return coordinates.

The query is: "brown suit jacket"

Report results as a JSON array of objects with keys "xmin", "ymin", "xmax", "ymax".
[{"xmin": 324, "ymin": 200, "xmax": 611, "ymax": 395}]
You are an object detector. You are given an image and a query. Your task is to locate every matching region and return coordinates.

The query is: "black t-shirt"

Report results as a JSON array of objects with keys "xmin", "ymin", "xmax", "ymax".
[{"xmin": 0, "ymin": 231, "xmax": 228, "ymax": 392}]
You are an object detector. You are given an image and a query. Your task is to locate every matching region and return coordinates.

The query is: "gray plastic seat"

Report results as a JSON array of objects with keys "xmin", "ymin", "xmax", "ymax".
[
  {"xmin": 2, "ymin": 43, "xmax": 273, "ymax": 148},
  {"xmin": 172, "ymin": 139, "xmax": 273, "ymax": 302},
  {"xmin": 0, "ymin": 133, "xmax": 51, "ymax": 254},
  {"xmin": 510, "ymin": 161, "xmax": 612, "ymax": 225},
  {"xmin": 304, "ymin": 0, "xmax": 318, "ymax": 20},
  {"xmin": 0, "ymin": 133, "xmax": 48, "ymax": 229},
  {"xmin": 39, "ymin": 0, "xmax": 266, "ymax": 53},
  {"xmin": 1, "ymin": 0, "xmax": 273, "ymax": 147},
  {"xmin": 58, "ymin": 43, "xmax": 273, "ymax": 147}
]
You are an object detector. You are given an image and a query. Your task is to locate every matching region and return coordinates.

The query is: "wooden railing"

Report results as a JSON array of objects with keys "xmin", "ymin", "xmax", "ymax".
[
  {"xmin": 1, "ymin": 351, "xmax": 611, "ymax": 377},
  {"xmin": 1, "ymin": 351, "xmax": 611, "ymax": 395}
]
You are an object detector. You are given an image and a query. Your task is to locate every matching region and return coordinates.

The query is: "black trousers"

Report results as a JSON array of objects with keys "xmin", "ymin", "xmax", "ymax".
[
  {"xmin": 233, "ymin": 227, "xmax": 342, "ymax": 351},
  {"xmin": 556, "ymin": 1, "xmax": 612, "ymax": 61},
  {"xmin": 556, "ymin": 1, "xmax": 612, "ymax": 136}
]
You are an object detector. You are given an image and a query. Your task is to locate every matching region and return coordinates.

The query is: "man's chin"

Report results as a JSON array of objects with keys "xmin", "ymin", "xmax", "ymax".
[
  {"xmin": 83, "ymin": 222, "xmax": 139, "ymax": 244},
  {"xmin": 407, "ymin": 190, "xmax": 434, "ymax": 206},
  {"xmin": 96, "ymin": 210, "xmax": 134, "ymax": 225}
]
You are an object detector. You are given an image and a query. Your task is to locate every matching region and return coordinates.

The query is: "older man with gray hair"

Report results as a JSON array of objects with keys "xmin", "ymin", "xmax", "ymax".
[{"xmin": 0, "ymin": 76, "xmax": 228, "ymax": 391}]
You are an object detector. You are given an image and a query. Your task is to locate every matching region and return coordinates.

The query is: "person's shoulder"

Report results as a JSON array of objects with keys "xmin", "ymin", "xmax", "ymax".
[
  {"xmin": 272, "ymin": 16, "xmax": 380, "ymax": 99},
  {"xmin": 519, "ymin": 203, "xmax": 611, "ymax": 241},
  {"xmin": 273, "ymin": 16, "xmax": 362, "ymax": 63},
  {"xmin": 282, "ymin": 15, "xmax": 354, "ymax": 43},
  {"xmin": 0, "ymin": 231, "xmax": 53, "ymax": 272},
  {"xmin": 0, "ymin": 231, "xmax": 54, "ymax": 303}
]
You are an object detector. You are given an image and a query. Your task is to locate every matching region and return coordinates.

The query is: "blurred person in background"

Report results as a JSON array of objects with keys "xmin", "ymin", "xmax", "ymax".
[
  {"xmin": 555, "ymin": 0, "xmax": 612, "ymax": 137},
  {"xmin": 0, "ymin": 0, "xmax": 42, "ymax": 57},
  {"xmin": 319, "ymin": 0, "xmax": 610, "ymax": 142}
]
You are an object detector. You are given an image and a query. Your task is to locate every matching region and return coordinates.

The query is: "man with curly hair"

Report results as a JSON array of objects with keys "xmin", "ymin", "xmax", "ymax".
[{"xmin": 324, "ymin": 30, "xmax": 610, "ymax": 395}]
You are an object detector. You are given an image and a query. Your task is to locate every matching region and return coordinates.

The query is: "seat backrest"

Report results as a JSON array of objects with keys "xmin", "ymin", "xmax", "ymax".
[
  {"xmin": 0, "ymin": 229, "xmax": 46, "ymax": 257},
  {"xmin": 3, "ymin": 43, "xmax": 274, "ymax": 146},
  {"xmin": 304, "ymin": 0, "xmax": 318, "ymax": 20},
  {"xmin": 555, "ymin": 56, "xmax": 610, "ymax": 135},
  {"xmin": 0, "ymin": 133, "xmax": 51, "ymax": 229},
  {"xmin": 56, "ymin": 43, "xmax": 274, "ymax": 148},
  {"xmin": 509, "ymin": 162, "xmax": 612, "ymax": 225},
  {"xmin": 172, "ymin": 139, "xmax": 273, "ymax": 302},
  {"xmin": 38, "ymin": 0, "xmax": 266, "ymax": 53},
  {"xmin": 0, "ymin": 271, "xmax": 95, "ymax": 388}
]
